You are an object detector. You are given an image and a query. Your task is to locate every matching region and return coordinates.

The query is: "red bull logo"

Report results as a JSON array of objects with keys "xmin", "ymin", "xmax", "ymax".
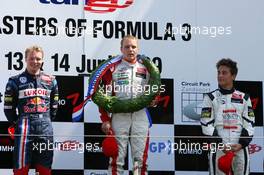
[
  {"xmin": 24, "ymin": 97, "xmax": 47, "ymax": 113},
  {"xmin": 39, "ymin": 0, "xmax": 134, "ymax": 13},
  {"xmin": 26, "ymin": 97, "xmax": 45, "ymax": 105}
]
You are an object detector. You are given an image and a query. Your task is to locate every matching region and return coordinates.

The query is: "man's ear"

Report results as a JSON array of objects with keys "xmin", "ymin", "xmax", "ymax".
[
  {"xmin": 41, "ymin": 62, "xmax": 44, "ymax": 71},
  {"xmin": 232, "ymin": 74, "xmax": 237, "ymax": 81}
]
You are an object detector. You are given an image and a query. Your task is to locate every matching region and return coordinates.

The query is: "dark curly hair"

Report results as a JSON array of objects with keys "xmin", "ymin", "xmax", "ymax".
[{"xmin": 216, "ymin": 58, "xmax": 238, "ymax": 75}]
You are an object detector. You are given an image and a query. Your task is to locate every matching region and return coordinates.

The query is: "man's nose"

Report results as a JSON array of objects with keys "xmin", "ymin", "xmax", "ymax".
[{"xmin": 218, "ymin": 73, "xmax": 222, "ymax": 77}]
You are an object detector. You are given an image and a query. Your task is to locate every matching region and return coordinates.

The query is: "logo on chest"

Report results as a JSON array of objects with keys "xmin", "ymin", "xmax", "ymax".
[
  {"xmin": 231, "ymin": 93, "xmax": 243, "ymax": 104},
  {"xmin": 136, "ymin": 67, "xmax": 147, "ymax": 79}
]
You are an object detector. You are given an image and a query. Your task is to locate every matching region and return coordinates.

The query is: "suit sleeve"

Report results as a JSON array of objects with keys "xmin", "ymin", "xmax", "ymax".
[
  {"xmin": 200, "ymin": 93, "xmax": 221, "ymax": 143},
  {"xmin": 239, "ymin": 94, "xmax": 255, "ymax": 148},
  {"xmin": 50, "ymin": 77, "xmax": 59, "ymax": 120},
  {"xmin": 4, "ymin": 78, "xmax": 18, "ymax": 123}
]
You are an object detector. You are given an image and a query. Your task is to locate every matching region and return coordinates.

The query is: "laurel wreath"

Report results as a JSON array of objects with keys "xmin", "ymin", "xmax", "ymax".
[{"xmin": 91, "ymin": 56, "xmax": 161, "ymax": 113}]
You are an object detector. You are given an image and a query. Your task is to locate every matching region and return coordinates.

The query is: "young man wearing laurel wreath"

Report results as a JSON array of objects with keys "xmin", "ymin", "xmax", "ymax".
[
  {"xmin": 94, "ymin": 35, "xmax": 160, "ymax": 175},
  {"xmin": 200, "ymin": 58, "xmax": 255, "ymax": 175}
]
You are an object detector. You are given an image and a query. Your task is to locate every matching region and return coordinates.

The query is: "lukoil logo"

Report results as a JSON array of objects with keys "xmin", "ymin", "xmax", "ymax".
[
  {"xmin": 149, "ymin": 140, "xmax": 172, "ymax": 155},
  {"xmin": 39, "ymin": 0, "xmax": 134, "ymax": 13}
]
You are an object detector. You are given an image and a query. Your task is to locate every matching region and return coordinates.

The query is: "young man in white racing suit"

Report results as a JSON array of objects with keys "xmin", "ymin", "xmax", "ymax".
[
  {"xmin": 200, "ymin": 58, "xmax": 255, "ymax": 175},
  {"xmin": 99, "ymin": 35, "xmax": 158, "ymax": 175}
]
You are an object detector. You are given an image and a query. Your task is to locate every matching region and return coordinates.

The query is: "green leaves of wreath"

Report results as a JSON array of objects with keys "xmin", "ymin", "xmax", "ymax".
[{"xmin": 91, "ymin": 56, "xmax": 161, "ymax": 113}]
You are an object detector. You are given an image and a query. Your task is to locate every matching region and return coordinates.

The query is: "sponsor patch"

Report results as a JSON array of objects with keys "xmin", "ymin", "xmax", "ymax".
[
  {"xmin": 4, "ymin": 105, "xmax": 13, "ymax": 109},
  {"xmin": 19, "ymin": 76, "xmax": 27, "ymax": 83},
  {"xmin": 223, "ymin": 109, "xmax": 236, "ymax": 113},
  {"xmin": 231, "ymin": 93, "xmax": 243, "ymax": 103},
  {"xmin": 54, "ymin": 95, "xmax": 59, "ymax": 101},
  {"xmin": 41, "ymin": 75, "xmax": 52, "ymax": 85},
  {"xmin": 201, "ymin": 107, "xmax": 212, "ymax": 118},
  {"xmin": 117, "ymin": 80, "xmax": 129, "ymax": 85},
  {"xmin": 231, "ymin": 98, "xmax": 243, "ymax": 104},
  {"xmin": 137, "ymin": 67, "xmax": 147, "ymax": 74},
  {"xmin": 248, "ymin": 107, "xmax": 255, "ymax": 118},
  {"xmin": 6, "ymin": 86, "xmax": 11, "ymax": 91},
  {"xmin": 4, "ymin": 96, "xmax": 13, "ymax": 102},
  {"xmin": 136, "ymin": 72, "xmax": 146, "ymax": 79},
  {"xmin": 19, "ymin": 88, "xmax": 50, "ymax": 98},
  {"xmin": 231, "ymin": 93, "xmax": 242, "ymax": 99}
]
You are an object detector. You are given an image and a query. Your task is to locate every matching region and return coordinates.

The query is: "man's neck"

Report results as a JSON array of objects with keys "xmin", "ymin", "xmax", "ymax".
[
  {"xmin": 123, "ymin": 57, "xmax": 136, "ymax": 64},
  {"xmin": 220, "ymin": 85, "xmax": 233, "ymax": 90},
  {"xmin": 219, "ymin": 84, "xmax": 235, "ymax": 95},
  {"xmin": 26, "ymin": 69, "xmax": 40, "ymax": 76}
]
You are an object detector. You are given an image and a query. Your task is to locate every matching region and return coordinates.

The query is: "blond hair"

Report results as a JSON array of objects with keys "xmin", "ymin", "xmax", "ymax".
[
  {"xmin": 25, "ymin": 45, "xmax": 44, "ymax": 59},
  {"xmin": 120, "ymin": 35, "xmax": 138, "ymax": 48}
]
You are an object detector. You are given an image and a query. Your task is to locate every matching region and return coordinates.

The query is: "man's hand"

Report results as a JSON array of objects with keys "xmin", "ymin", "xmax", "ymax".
[
  {"xmin": 222, "ymin": 144, "xmax": 232, "ymax": 153},
  {"xmin": 149, "ymin": 95, "xmax": 160, "ymax": 107},
  {"xmin": 149, "ymin": 99, "xmax": 158, "ymax": 107},
  {"xmin": 230, "ymin": 144, "xmax": 242, "ymax": 152},
  {"xmin": 101, "ymin": 121, "xmax": 111, "ymax": 134}
]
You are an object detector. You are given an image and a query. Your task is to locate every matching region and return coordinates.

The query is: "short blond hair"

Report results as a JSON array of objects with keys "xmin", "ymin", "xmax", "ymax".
[
  {"xmin": 120, "ymin": 35, "xmax": 138, "ymax": 48},
  {"xmin": 25, "ymin": 45, "xmax": 44, "ymax": 59}
]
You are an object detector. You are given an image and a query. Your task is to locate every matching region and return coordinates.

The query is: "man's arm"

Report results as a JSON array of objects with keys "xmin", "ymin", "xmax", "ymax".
[
  {"xmin": 238, "ymin": 94, "xmax": 255, "ymax": 148},
  {"xmin": 200, "ymin": 93, "xmax": 221, "ymax": 143},
  {"xmin": 4, "ymin": 78, "xmax": 18, "ymax": 124},
  {"xmin": 50, "ymin": 77, "xmax": 59, "ymax": 120}
]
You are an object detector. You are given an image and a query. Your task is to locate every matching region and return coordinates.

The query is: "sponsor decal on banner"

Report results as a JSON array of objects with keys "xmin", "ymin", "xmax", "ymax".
[
  {"xmin": 55, "ymin": 76, "xmax": 84, "ymax": 122},
  {"xmin": 174, "ymin": 125, "xmax": 208, "ymax": 171},
  {"xmin": 84, "ymin": 170, "xmax": 130, "ymax": 175},
  {"xmin": 142, "ymin": 125, "xmax": 175, "ymax": 171},
  {"xmin": 248, "ymin": 127, "xmax": 264, "ymax": 173},
  {"xmin": 84, "ymin": 170, "xmax": 112, "ymax": 175},
  {"xmin": 148, "ymin": 79, "xmax": 174, "ymax": 124},
  {"xmin": 39, "ymin": 0, "xmax": 134, "ymax": 13},
  {"xmin": 0, "ymin": 122, "xmax": 14, "ymax": 168},
  {"xmin": 52, "ymin": 170, "xmax": 84, "ymax": 175},
  {"xmin": 0, "ymin": 136, "xmax": 14, "ymax": 152},
  {"xmin": 149, "ymin": 140, "xmax": 172, "ymax": 155},
  {"xmin": 181, "ymin": 81, "xmax": 211, "ymax": 123},
  {"xmin": 54, "ymin": 140, "xmax": 83, "ymax": 151},
  {"xmin": 84, "ymin": 123, "xmax": 111, "ymax": 170},
  {"xmin": 84, "ymin": 0, "xmax": 134, "ymax": 13},
  {"xmin": 249, "ymin": 143, "xmax": 262, "ymax": 154},
  {"xmin": 146, "ymin": 172, "xmax": 175, "ymax": 175},
  {"xmin": 52, "ymin": 122, "xmax": 84, "ymax": 169}
]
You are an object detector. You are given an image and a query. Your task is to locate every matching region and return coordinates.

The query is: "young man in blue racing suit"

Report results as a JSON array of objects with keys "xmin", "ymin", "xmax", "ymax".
[{"xmin": 4, "ymin": 45, "xmax": 59, "ymax": 175}]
